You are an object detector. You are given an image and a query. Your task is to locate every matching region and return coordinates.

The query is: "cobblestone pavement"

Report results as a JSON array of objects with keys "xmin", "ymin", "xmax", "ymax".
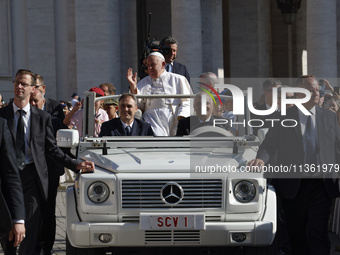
[{"xmin": 53, "ymin": 190, "xmax": 68, "ymax": 254}]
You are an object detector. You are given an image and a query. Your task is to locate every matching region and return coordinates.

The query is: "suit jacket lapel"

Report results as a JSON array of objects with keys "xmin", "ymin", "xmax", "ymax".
[
  {"xmin": 30, "ymin": 106, "xmax": 39, "ymax": 144},
  {"xmin": 131, "ymin": 120, "xmax": 140, "ymax": 136}
]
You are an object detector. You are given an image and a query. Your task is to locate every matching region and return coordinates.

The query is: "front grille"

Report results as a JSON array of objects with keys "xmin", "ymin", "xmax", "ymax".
[
  {"xmin": 121, "ymin": 216, "xmax": 139, "ymax": 223},
  {"xmin": 121, "ymin": 179, "xmax": 223, "ymax": 209},
  {"xmin": 205, "ymin": 215, "xmax": 222, "ymax": 222},
  {"xmin": 145, "ymin": 230, "xmax": 200, "ymax": 245}
]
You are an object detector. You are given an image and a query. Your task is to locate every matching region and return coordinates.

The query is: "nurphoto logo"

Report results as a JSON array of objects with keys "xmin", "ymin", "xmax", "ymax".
[{"xmin": 199, "ymin": 84, "xmax": 312, "ymax": 128}]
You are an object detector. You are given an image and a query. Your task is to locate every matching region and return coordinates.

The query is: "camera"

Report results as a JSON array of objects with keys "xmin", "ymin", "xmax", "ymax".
[{"xmin": 144, "ymin": 40, "xmax": 170, "ymax": 56}]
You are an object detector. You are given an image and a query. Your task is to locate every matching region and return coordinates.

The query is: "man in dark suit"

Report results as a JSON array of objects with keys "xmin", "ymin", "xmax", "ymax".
[
  {"xmin": 0, "ymin": 117, "xmax": 26, "ymax": 248},
  {"xmin": 177, "ymin": 92, "xmax": 232, "ymax": 136},
  {"xmin": 35, "ymin": 74, "xmax": 65, "ymax": 122},
  {"xmin": 249, "ymin": 75, "xmax": 340, "ymax": 255},
  {"xmin": 0, "ymin": 69, "xmax": 94, "ymax": 255},
  {"xmin": 160, "ymin": 36, "xmax": 190, "ymax": 83},
  {"xmin": 30, "ymin": 89, "xmax": 65, "ymax": 255},
  {"xmin": 100, "ymin": 93, "xmax": 154, "ymax": 136}
]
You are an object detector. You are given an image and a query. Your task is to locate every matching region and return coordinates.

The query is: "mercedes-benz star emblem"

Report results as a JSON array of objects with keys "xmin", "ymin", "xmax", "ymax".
[{"xmin": 160, "ymin": 182, "xmax": 184, "ymax": 205}]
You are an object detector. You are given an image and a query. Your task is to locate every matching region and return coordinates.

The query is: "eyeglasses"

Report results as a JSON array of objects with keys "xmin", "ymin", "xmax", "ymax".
[
  {"xmin": 13, "ymin": 82, "xmax": 34, "ymax": 88},
  {"xmin": 35, "ymin": 85, "xmax": 44, "ymax": 88}
]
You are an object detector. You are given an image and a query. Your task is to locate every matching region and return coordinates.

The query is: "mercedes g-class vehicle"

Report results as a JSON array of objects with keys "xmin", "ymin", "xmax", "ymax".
[{"xmin": 57, "ymin": 91, "xmax": 276, "ymax": 255}]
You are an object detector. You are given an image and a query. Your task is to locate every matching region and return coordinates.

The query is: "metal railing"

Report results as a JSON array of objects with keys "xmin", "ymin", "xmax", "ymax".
[{"xmin": 82, "ymin": 92, "xmax": 249, "ymax": 138}]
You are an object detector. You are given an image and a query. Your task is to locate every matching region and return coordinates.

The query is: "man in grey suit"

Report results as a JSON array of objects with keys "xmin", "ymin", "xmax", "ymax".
[
  {"xmin": 0, "ymin": 69, "xmax": 94, "ymax": 255},
  {"xmin": 249, "ymin": 75, "xmax": 340, "ymax": 255},
  {"xmin": 0, "ymin": 117, "xmax": 25, "ymax": 248},
  {"xmin": 100, "ymin": 93, "xmax": 154, "ymax": 137}
]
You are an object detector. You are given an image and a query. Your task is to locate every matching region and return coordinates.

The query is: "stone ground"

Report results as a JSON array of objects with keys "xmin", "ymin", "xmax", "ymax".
[{"xmin": 52, "ymin": 190, "xmax": 68, "ymax": 254}]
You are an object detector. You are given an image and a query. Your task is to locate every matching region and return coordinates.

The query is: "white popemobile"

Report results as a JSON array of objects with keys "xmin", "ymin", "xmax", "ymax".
[{"xmin": 57, "ymin": 91, "xmax": 276, "ymax": 255}]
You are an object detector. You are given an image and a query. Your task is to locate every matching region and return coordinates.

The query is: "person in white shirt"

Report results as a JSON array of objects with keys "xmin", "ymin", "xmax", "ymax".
[{"xmin": 130, "ymin": 52, "xmax": 192, "ymax": 136}]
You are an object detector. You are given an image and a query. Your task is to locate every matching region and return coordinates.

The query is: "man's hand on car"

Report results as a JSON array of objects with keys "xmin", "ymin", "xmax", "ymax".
[
  {"xmin": 76, "ymin": 160, "xmax": 95, "ymax": 173},
  {"xmin": 247, "ymin": 159, "xmax": 265, "ymax": 172}
]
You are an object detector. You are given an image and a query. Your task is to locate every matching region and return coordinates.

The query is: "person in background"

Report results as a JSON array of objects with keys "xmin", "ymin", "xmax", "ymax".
[
  {"xmin": 212, "ymin": 103, "xmax": 223, "ymax": 118},
  {"xmin": 66, "ymin": 87, "xmax": 108, "ymax": 137},
  {"xmin": 329, "ymin": 94, "xmax": 340, "ymax": 127},
  {"xmin": 29, "ymin": 89, "xmax": 45, "ymax": 110},
  {"xmin": 100, "ymin": 93, "xmax": 153, "ymax": 136},
  {"xmin": 159, "ymin": 36, "xmax": 190, "ymax": 83},
  {"xmin": 60, "ymin": 103, "xmax": 70, "ymax": 117},
  {"xmin": 63, "ymin": 100, "xmax": 82, "ymax": 129},
  {"xmin": 199, "ymin": 72, "xmax": 218, "ymax": 90},
  {"xmin": 35, "ymin": 74, "xmax": 64, "ymax": 121},
  {"xmin": 99, "ymin": 83, "xmax": 116, "ymax": 96},
  {"xmin": 70, "ymin": 93, "xmax": 79, "ymax": 108},
  {"xmin": 176, "ymin": 92, "xmax": 214, "ymax": 136},
  {"xmin": 277, "ymin": 86, "xmax": 295, "ymax": 111},
  {"xmin": 176, "ymin": 93, "xmax": 232, "ymax": 136},
  {"xmin": 103, "ymin": 99, "xmax": 119, "ymax": 120},
  {"xmin": 318, "ymin": 79, "xmax": 335, "ymax": 108},
  {"xmin": 30, "ymin": 89, "xmax": 65, "ymax": 255}
]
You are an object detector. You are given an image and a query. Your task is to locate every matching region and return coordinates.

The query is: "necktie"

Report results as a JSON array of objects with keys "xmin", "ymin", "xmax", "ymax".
[
  {"xmin": 304, "ymin": 115, "xmax": 317, "ymax": 165},
  {"xmin": 166, "ymin": 64, "xmax": 170, "ymax": 72},
  {"xmin": 125, "ymin": 126, "xmax": 131, "ymax": 136},
  {"xmin": 16, "ymin": 110, "xmax": 26, "ymax": 170}
]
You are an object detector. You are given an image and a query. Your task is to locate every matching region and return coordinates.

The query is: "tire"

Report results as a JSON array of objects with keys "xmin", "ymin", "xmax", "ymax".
[{"xmin": 66, "ymin": 235, "xmax": 106, "ymax": 255}]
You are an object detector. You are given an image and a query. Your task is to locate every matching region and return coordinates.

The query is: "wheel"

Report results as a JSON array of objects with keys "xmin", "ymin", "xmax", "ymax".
[{"xmin": 66, "ymin": 235, "xmax": 106, "ymax": 255}]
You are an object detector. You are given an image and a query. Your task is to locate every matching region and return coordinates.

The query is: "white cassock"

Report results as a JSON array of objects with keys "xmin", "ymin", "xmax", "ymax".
[{"xmin": 137, "ymin": 71, "xmax": 192, "ymax": 136}]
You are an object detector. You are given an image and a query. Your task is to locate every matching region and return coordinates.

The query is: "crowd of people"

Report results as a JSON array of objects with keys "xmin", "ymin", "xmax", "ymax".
[{"xmin": 0, "ymin": 34, "xmax": 339, "ymax": 255}]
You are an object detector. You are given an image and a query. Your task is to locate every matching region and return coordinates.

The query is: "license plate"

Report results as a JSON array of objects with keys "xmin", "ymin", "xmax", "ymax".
[{"xmin": 140, "ymin": 213, "xmax": 205, "ymax": 230}]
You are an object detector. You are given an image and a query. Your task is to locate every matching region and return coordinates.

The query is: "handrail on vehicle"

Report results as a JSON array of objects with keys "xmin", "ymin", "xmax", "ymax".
[{"xmin": 82, "ymin": 92, "xmax": 250, "ymax": 138}]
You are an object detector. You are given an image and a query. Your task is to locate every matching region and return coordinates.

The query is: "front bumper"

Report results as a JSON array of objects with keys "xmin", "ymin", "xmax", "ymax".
[{"xmin": 67, "ymin": 186, "xmax": 276, "ymax": 248}]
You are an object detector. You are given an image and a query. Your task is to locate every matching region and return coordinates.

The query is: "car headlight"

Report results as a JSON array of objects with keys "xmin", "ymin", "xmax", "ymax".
[
  {"xmin": 88, "ymin": 181, "xmax": 110, "ymax": 203},
  {"xmin": 234, "ymin": 181, "xmax": 256, "ymax": 203}
]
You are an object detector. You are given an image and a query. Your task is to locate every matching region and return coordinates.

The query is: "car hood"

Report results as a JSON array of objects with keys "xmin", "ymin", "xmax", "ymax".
[{"xmin": 79, "ymin": 147, "xmax": 252, "ymax": 174}]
